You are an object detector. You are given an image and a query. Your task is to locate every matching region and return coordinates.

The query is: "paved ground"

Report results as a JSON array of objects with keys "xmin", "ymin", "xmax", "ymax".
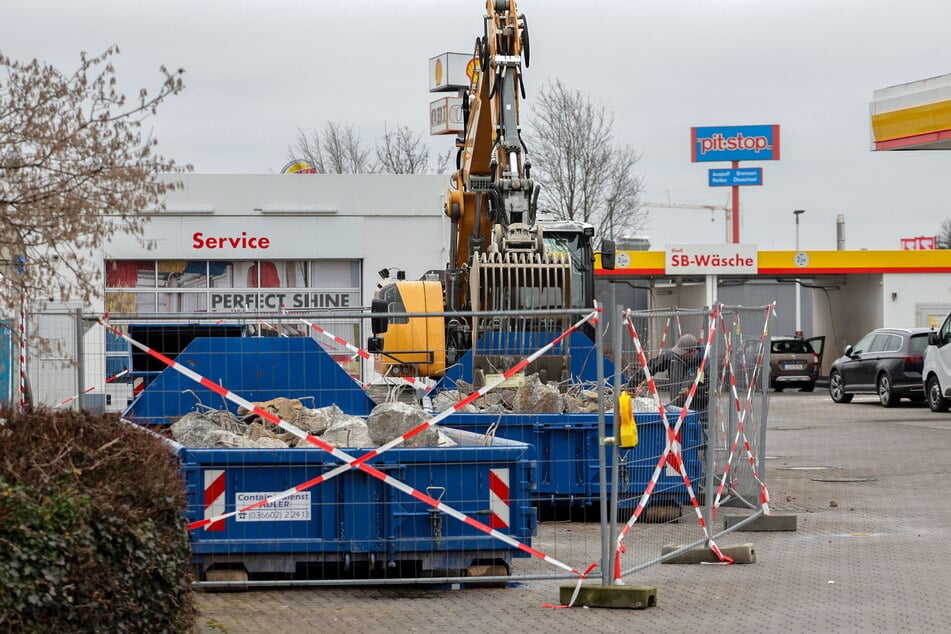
[{"xmin": 193, "ymin": 391, "xmax": 951, "ymax": 633}]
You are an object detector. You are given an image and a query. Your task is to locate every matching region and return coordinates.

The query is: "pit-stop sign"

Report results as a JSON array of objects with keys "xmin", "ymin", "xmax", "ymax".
[{"xmin": 690, "ymin": 125, "xmax": 781, "ymax": 162}]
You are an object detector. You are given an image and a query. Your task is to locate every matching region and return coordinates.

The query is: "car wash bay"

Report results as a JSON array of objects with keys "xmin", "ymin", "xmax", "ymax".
[{"xmin": 596, "ymin": 248, "xmax": 951, "ymax": 377}]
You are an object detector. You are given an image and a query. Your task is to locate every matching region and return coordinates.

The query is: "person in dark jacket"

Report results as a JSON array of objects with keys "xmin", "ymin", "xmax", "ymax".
[{"xmin": 629, "ymin": 333, "xmax": 705, "ymax": 409}]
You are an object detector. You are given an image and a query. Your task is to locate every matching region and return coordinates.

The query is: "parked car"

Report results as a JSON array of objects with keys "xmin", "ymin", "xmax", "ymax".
[
  {"xmin": 741, "ymin": 336, "xmax": 821, "ymax": 392},
  {"xmin": 924, "ymin": 313, "xmax": 951, "ymax": 412},
  {"xmin": 828, "ymin": 327, "xmax": 930, "ymax": 407},
  {"xmin": 743, "ymin": 336, "xmax": 825, "ymax": 392},
  {"xmin": 765, "ymin": 336, "xmax": 820, "ymax": 392}
]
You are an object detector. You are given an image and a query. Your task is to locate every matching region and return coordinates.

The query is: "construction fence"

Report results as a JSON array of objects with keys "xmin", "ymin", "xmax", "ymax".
[{"xmin": 8, "ymin": 300, "xmax": 775, "ymax": 591}]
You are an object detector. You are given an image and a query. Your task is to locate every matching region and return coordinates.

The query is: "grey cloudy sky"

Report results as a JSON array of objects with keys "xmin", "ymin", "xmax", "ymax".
[{"xmin": 5, "ymin": 0, "xmax": 951, "ymax": 250}]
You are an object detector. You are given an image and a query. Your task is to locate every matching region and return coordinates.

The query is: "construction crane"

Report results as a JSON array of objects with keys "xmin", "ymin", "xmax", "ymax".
[{"xmin": 643, "ymin": 196, "xmax": 733, "ymax": 243}]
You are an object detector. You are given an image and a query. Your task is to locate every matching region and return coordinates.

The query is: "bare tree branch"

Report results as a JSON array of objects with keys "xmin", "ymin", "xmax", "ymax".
[
  {"xmin": 0, "ymin": 46, "xmax": 188, "ymax": 338},
  {"xmin": 287, "ymin": 127, "xmax": 326, "ymax": 174},
  {"xmin": 525, "ymin": 79, "xmax": 646, "ymax": 240},
  {"xmin": 289, "ymin": 121, "xmax": 452, "ymax": 175},
  {"xmin": 433, "ymin": 146, "xmax": 453, "ymax": 174},
  {"xmin": 286, "ymin": 121, "xmax": 372, "ymax": 174},
  {"xmin": 938, "ymin": 217, "xmax": 951, "ymax": 249},
  {"xmin": 376, "ymin": 124, "xmax": 430, "ymax": 174}
]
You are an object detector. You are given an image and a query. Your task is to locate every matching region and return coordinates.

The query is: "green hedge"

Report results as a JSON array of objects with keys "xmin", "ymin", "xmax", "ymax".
[{"xmin": 0, "ymin": 409, "xmax": 195, "ymax": 632}]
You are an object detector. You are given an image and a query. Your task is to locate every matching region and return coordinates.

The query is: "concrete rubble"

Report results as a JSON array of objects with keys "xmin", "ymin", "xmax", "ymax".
[
  {"xmin": 428, "ymin": 375, "xmax": 609, "ymax": 415},
  {"xmin": 167, "ymin": 375, "xmax": 631, "ymax": 450}
]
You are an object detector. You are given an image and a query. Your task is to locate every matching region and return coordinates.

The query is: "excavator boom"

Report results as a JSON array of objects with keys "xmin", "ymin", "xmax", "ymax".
[{"xmin": 370, "ymin": 1, "xmax": 606, "ymax": 386}]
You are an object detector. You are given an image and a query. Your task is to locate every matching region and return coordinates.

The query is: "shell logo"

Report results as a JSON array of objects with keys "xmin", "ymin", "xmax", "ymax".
[
  {"xmin": 281, "ymin": 160, "xmax": 317, "ymax": 174},
  {"xmin": 434, "ymin": 58, "xmax": 443, "ymax": 86},
  {"xmin": 466, "ymin": 57, "xmax": 479, "ymax": 83}
]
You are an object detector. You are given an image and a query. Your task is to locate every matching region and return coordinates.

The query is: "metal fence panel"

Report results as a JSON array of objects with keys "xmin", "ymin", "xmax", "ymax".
[
  {"xmin": 21, "ymin": 302, "xmax": 771, "ymax": 588},
  {"xmin": 612, "ymin": 304, "xmax": 773, "ymax": 579}
]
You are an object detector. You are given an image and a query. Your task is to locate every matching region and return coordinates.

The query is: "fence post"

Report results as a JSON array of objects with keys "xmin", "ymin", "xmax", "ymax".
[
  {"xmin": 596, "ymin": 299, "xmax": 611, "ymax": 587},
  {"xmin": 703, "ymin": 306, "xmax": 717, "ymax": 529},
  {"xmin": 609, "ymin": 286, "xmax": 623, "ymax": 583},
  {"xmin": 75, "ymin": 307, "xmax": 85, "ymax": 412}
]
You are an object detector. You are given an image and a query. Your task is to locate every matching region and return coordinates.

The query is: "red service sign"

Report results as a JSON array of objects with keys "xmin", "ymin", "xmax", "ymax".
[{"xmin": 192, "ymin": 232, "xmax": 270, "ymax": 250}]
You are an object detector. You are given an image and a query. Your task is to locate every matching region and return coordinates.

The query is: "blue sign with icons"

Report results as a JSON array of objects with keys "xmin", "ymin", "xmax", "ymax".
[{"xmin": 708, "ymin": 168, "xmax": 763, "ymax": 187}]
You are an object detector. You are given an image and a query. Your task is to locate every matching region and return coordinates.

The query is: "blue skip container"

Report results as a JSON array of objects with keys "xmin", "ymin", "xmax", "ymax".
[
  {"xmin": 177, "ymin": 427, "xmax": 536, "ymax": 583},
  {"xmin": 123, "ymin": 336, "xmax": 377, "ymax": 425},
  {"xmin": 443, "ymin": 410, "xmax": 702, "ymax": 509}
]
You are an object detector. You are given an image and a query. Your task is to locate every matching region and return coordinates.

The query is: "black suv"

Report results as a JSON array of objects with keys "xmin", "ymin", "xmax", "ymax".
[{"xmin": 828, "ymin": 327, "xmax": 930, "ymax": 407}]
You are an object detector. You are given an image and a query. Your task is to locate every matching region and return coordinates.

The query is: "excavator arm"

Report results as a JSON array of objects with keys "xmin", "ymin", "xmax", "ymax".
[
  {"xmin": 445, "ymin": 0, "xmax": 537, "ymax": 312},
  {"xmin": 370, "ymin": 0, "xmax": 604, "ymax": 386}
]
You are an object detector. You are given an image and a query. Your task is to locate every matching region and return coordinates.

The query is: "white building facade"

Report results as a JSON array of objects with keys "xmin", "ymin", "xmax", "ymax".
[{"xmin": 24, "ymin": 173, "xmax": 449, "ymax": 411}]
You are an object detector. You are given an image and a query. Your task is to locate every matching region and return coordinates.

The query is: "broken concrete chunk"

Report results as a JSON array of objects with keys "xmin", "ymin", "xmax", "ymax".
[
  {"xmin": 366, "ymin": 401, "xmax": 439, "ymax": 448},
  {"xmin": 205, "ymin": 429, "xmax": 265, "ymax": 449},
  {"xmin": 513, "ymin": 374, "xmax": 564, "ymax": 413},
  {"xmin": 321, "ymin": 419, "xmax": 373, "ymax": 448}
]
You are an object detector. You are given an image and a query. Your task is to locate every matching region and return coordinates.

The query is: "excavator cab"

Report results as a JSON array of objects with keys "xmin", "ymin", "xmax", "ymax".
[{"xmin": 368, "ymin": 279, "xmax": 447, "ymax": 378}]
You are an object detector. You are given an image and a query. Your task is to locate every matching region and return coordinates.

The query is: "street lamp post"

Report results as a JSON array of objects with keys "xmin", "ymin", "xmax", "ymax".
[{"xmin": 794, "ymin": 209, "xmax": 805, "ymax": 337}]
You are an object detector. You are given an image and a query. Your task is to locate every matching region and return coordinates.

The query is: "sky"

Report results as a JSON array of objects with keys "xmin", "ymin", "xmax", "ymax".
[{"xmin": 4, "ymin": 0, "xmax": 951, "ymax": 251}]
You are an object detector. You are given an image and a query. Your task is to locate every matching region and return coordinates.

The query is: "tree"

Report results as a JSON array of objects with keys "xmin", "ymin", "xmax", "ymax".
[
  {"xmin": 287, "ymin": 121, "xmax": 373, "ymax": 174},
  {"xmin": 376, "ymin": 124, "xmax": 432, "ymax": 174},
  {"xmin": 433, "ymin": 145, "xmax": 454, "ymax": 175},
  {"xmin": 289, "ymin": 122, "xmax": 452, "ymax": 175},
  {"xmin": 0, "ymin": 46, "xmax": 186, "ymax": 316},
  {"xmin": 938, "ymin": 217, "xmax": 951, "ymax": 249},
  {"xmin": 525, "ymin": 79, "xmax": 647, "ymax": 241}
]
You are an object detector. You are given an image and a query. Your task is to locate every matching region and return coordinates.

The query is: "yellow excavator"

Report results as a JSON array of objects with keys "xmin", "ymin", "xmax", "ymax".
[{"xmin": 368, "ymin": 0, "xmax": 614, "ymax": 385}]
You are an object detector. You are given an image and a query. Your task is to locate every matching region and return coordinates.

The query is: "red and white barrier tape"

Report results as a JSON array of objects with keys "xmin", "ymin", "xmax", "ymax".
[
  {"xmin": 614, "ymin": 308, "xmax": 732, "ymax": 583},
  {"xmin": 19, "ymin": 292, "xmax": 27, "ymax": 409},
  {"xmin": 54, "ymin": 369, "xmax": 129, "ymax": 408},
  {"xmin": 259, "ymin": 322, "xmax": 287, "ymax": 337},
  {"xmin": 280, "ymin": 306, "xmax": 433, "ymax": 394},
  {"xmin": 659, "ymin": 317, "xmax": 671, "ymax": 351},
  {"xmin": 100, "ymin": 308, "xmax": 601, "ymax": 578},
  {"xmin": 710, "ymin": 313, "xmax": 733, "ymax": 452},
  {"xmin": 662, "ymin": 311, "xmax": 731, "ymax": 561},
  {"xmin": 281, "ymin": 306, "xmax": 370, "ymax": 361},
  {"xmin": 711, "ymin": 303, "xmax": 774, "ymax": 519}
]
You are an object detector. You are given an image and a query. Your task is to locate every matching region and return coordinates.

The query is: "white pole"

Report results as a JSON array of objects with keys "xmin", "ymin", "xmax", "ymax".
[{"xmin": 794, "ymin": 210, "xmax": 804, "ymax": 336}]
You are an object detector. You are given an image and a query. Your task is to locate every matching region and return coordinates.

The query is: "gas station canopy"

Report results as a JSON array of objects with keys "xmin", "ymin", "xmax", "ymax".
[
  {"xmin": 596, "ymin": 248, "xmax": 951, "ymax": 277},
  {"xmin": 871, "ymin": 73, "xmax": 951, "ymax": 151}
]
